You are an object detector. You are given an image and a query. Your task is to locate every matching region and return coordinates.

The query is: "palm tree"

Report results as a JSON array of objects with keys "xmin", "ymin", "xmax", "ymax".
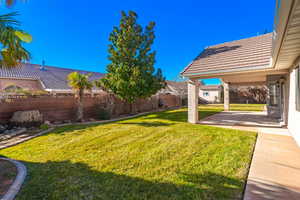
[
  {"xmin": 67, "ymin": 72, "xmax": 93, "ymax": 122},
  {"xmin": 2, "ymin": 0, "xmax": 23, "ymax": 7},
  {"xmin": 0, "ymin": 12, "xmax": 31, "ymax": 68}
]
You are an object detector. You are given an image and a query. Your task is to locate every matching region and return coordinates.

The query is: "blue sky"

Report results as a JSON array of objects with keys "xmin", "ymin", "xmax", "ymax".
[{"xmin": 2, "ymin": 0, "xmax": 275, "ymax": 84}]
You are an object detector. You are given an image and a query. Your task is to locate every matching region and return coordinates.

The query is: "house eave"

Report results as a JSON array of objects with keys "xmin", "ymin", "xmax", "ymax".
[
  {"xmin": 182, "ymin": 65, "xmax": 273, "ymax": 79},
  {"xmin": 44, "ymin": 89, "xmax": 103, "ymax": 93},
  {"xmin": 272, "ymin": 0, "xmax": 300, "ymax": 70}
]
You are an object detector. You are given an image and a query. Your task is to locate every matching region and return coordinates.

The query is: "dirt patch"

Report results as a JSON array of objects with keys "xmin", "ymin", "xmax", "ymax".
[{"xmin": 0, "ymin": 159, "xmax": 17, "ymax": 198}]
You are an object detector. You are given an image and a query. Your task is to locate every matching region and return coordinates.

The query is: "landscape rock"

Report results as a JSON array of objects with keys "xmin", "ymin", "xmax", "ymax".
[
  {"xmin": 10, "ymin": 110, "xmax": 43, "ymax": 127},
  {"xmin": 44, "ymin": 121, "xmax": 51, "ymax": 125},
  {"xmin": 53, "ymin": 121, "xmax": 63, "ymax": 125}
]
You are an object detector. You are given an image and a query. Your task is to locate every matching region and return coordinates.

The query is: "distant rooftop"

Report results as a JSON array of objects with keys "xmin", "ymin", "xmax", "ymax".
[
  {"xmin": 182, "ymin": 33, "xmax": 273, "ymax": 77},
  {"xmin": 0, "ymin": 63, "xmax": 105, "ymax": 91}
]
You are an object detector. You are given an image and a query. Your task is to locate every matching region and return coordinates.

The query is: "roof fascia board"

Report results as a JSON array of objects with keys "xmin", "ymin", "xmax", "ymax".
[
  {"xmin": 0, "ymin": 77, "xmax": 38, "ymax": 81},
  {"xmin": 182, "ymin": 65, "xmax": 272, "ymax": 78},
  {"xmin": 272, "ymin": 0, "xmax": 296, "ymax": 68},
  {"xmin": 45, "ymin": 89, "xmax": 103, "ymax": 93}
]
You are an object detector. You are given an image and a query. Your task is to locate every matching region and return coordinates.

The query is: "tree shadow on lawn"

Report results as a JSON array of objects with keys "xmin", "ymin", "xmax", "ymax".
[
  {"xmin": 13, "ymin": 160, "xmax": 244, "ymax": 200},
  {"xmin": 46, "ymin": 109, "xmax": 220, "ymax": 135},
  {"xmin": 143, "ymin": 110, "xmax": 220, "ymax": 123},
  {"xmin": 117, "ymin": 122, "xmax": 176, "ymax": 127}
]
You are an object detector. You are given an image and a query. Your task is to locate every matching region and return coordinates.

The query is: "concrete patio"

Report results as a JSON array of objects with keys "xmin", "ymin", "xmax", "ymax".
[{"xmin": 199, "ymin": 111, "xmax": 281, "ymax": 128}]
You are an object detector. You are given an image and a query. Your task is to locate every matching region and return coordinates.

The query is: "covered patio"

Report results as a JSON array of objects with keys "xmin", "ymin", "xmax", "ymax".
[{"xmin": 182, "ymin": 33, "xmax": 289, "ymax": 127}]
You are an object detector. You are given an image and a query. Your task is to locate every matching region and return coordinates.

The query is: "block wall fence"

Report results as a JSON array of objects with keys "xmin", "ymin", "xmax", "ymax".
[{"xmin": 0, "ymin": 93, "xmax": 181, "ymax": 123}]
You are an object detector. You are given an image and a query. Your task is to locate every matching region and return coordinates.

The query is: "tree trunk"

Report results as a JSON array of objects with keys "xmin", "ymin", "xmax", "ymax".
[{"xmin": 76, "ymin": 90, "xmax": 84, "ymax": 122}]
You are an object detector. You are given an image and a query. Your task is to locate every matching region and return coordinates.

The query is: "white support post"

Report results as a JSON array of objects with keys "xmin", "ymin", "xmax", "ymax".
[
  {"xmin": 223, "ymin": 81, "xmax": 230, "ymax": 111},
  {"xmin": 188, "ymin": 79, "xmax": 199, "ymax": 123}
]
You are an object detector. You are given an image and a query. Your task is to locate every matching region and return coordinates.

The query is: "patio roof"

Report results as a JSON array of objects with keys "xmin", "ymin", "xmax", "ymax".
[{"xmin": 182, "ymin": 33, "xmax": 273, "ymax": 78}]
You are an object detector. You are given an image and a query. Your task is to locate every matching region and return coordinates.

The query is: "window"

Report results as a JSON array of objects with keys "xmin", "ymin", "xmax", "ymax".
[
  {"xmin": 269, "ymin": 83, "xmax": 279, "ymax": 106},
  {"xmin": 296, "ymin": 67, "xmax": 300, "ymax": 111},
  {"xmin": 203, "ymin": 92, "xmax": 209, "ymax": 97}
]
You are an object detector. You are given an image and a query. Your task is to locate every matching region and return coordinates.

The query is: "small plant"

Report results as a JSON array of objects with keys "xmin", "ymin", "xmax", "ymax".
[
  {"xmin": 97, "ymin": 108, "xmax": 111, "ymax": 120},
  {"xmin": 40, "ymin": 124, "xmax": 49, "ymax": 130},
  {"xmin": 67, "ymin": 72, "xmax": 93, "ymax": 122}
]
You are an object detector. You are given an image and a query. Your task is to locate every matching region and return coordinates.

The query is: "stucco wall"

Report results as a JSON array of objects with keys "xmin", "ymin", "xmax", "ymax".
[
  {"xmin": 288, "ymin": 67, "xmax": 300, "ymax": 146},
  {"xmin": 199, "ymin": 89, "xmax": 220, "ymax": 103},
  {"xmin": 0, "ymin": 78, "xmax": 43, "ymax": 91}
]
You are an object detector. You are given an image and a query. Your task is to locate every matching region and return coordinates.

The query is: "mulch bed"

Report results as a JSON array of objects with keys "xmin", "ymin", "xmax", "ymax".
[{"xmin": 0, "ymin": 159, "xmax": 17, "ymax": 198}]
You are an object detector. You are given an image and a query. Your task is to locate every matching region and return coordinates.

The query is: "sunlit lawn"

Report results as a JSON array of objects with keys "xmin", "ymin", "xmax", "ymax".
[
  {"xmin": 0, "ymin": 105, "xmax": 258, "ymax": 200},
  {"xmin": 201, "ymin": 104, "xmax": 265, "ymax": 112}
]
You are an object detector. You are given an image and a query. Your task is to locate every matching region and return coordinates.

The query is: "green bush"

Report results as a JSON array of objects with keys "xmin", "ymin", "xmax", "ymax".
[
  {"xmin": 97, "ymin": 108, "xmax": 111, "ymax": 120},
  {"xmin": 40, "ymin": 124, "xmax": 49, "ymax": 130}
]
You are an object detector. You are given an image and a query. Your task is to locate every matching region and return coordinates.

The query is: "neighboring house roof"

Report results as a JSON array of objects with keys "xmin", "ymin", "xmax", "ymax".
[
  {"xmin": 182, "ymin": 33, "xmax": 273, "ymax": 77},
  {"xmin": 160, "ymin": 81, "xmax": 188, "ymax": 95},
  {"xmin": 200, "ymin": 85, "xmax": 221, "ymax": 90},
  {"xmin": 0, "ymin": 63, "xmax": 105, "ymax": 91},
  {"xmin": 160, "ymin": 80, "xmax": 220, "ymax": 95},
  {"xmin": 166, "ymin": 81, "xmax": 187, "ymax": 91}
]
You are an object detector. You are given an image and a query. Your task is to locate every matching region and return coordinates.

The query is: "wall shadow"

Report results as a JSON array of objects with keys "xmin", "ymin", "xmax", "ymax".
[
  {"xmin": 10, "ymin": 160, "xmax": 244, "ymax": 200},
  {"xmin": 245, "ymin": 179, "xmax": 300, "ymax": 200}
]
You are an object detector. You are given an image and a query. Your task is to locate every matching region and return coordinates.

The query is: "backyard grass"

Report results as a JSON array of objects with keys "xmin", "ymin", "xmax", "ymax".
[
  {"xmin": 0, "ymin": 105, "xmax": 258, "ymax": 200},
  {"xmin": 201, "ymin": 104, "xmax": 265, "ymax": 112}
]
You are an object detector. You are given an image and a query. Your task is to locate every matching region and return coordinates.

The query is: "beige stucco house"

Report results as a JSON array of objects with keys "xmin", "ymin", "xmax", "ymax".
[
  {"xmin": 159, "ymin": 81, "xmax": 222, "ymax": 103},
  {"xmin": 181, "ymin": 0, "xmax": 300, "ymax": 146},
  {"xmin": 198, "ymin": 85, "xmax": 221, "ymax": 103}
]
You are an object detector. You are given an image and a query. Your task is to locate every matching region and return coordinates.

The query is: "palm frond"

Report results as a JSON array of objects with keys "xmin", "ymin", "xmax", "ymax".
[
  {"xmin": 0, "ymin": 12, "xmax": 19, "ymax": 26},
  {"xmin": 0, "ymin": 12, "xmax": 31, "ymax": 68}
]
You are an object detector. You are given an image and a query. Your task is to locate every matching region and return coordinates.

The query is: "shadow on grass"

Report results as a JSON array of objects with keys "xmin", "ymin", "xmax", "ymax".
[
  {"xmin": 144, "ymin": 110, "xmax": 220, "ymax": 123},
  {"xmin": 12, "ymin": 160, "xmax": 244, "ymax": 200},
  {"xmin": 45, "ymin": 109, "xmax": 220, "ymax": 135},
  {"xmin": 117, "ymin": 122, "xmax": 176, "ymax": 127}
]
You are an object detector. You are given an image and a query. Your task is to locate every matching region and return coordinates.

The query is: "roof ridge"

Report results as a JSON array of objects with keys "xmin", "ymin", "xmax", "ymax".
[
  {"xmin": 206, "ymin": 32, "xmax": 273, "ymax": 49},
  {"xmin": 28, "ymin": 63, "xmax": 104, "ymax": 74}
]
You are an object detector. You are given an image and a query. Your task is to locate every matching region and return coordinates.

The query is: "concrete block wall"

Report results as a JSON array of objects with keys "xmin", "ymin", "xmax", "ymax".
[{"xmin": 0, "ymin": 93, "xmax": 180, "ymax": 123}]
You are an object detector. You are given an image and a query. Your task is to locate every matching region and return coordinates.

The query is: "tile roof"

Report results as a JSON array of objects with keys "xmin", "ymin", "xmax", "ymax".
[
  {"xmin": 0, "ymin": 63, "xmax": 105, "ymax": 91},
  {"xmin": 161, "ymin": 81, "xmax": 220, "ymax": 95},
  {"xmin": 200, "ymin": 85, "xmax": 221, "ymax": 90},
  {"xmin": 166, "ymin": 81, "xmax": 188, "ymax": 91},
  {"xmin": 182, "ymin": 33, "xmax": 273, "ymax": 77}
]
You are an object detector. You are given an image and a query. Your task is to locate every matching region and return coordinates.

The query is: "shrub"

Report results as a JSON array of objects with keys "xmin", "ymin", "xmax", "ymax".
[
  {"xmin": 40, "ymin": 124, "xmax": 49, "ymax": 130},
  {"xmin": 97, "ymin": 108, "xmax": 111, "ymax": 120}
]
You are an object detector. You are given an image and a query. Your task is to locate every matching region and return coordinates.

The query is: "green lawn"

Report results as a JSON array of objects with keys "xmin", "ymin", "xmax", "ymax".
[
  {"xmin": 201, "ymin": 104, "xmax": 265, "ymax": 112},
  {"xmin": 0, "ymin": 105, "xmax": 258, "ymax": 200}
]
